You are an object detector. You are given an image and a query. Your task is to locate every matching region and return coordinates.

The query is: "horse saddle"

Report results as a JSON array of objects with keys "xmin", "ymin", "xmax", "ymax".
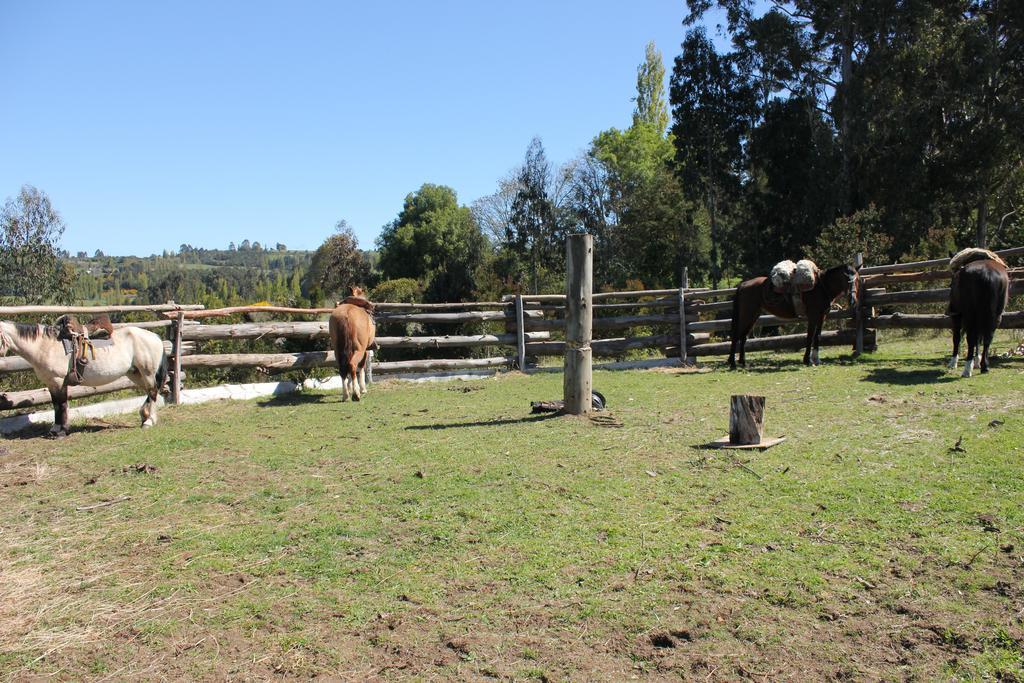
[
  {"xmin": 768, "ymin": 259, "xmax": 819, "ymax": 318},
  {"xmin": 56, "ymin": 315, "xmax": 116, "ymax": 386}
]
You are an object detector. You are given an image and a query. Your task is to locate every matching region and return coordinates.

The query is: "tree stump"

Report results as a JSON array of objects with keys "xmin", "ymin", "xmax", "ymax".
[
  {"xmin": 703, "ymin": 394, "xmax": 784, "ymax": 449},
  {"xmin": 729, "ymin": 395, "xmax": 765, "ymax": 445}
]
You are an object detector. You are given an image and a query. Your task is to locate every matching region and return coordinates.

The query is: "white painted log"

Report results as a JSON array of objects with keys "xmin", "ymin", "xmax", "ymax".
[{"xmin": 0, "ymin": 377, "xmax": 138, "ymax": 410}]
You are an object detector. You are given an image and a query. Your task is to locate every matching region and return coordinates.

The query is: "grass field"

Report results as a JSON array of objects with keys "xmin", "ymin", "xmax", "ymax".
[{"xmin": 2, "ymin": 334, "xmax": 1024, "ymax": 680}]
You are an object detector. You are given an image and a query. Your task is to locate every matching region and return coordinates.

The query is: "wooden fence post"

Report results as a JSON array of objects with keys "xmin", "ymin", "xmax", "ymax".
[
  {"xmin": 514, "ymin": 294, "xmax": 527, "ymax": 371},
  {"xmin": 171, "ymin": 310, "xmax": 184, "ymax": 404},
  {"xmin": 854, "ymin": 252, "xmax": 865, "ymax": 356},
  {"xmin": 678, "ymin": 286, "xmax": 688, "ymax": 364},
  {"xmin": 564, "ymin": 234, "xmax": 593, "ymax": 415}
]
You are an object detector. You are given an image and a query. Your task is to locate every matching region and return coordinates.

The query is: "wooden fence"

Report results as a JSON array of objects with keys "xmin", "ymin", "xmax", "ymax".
[{"xmin": 2, "ymin": 246, "xmax": 1023, "ymax": 413}]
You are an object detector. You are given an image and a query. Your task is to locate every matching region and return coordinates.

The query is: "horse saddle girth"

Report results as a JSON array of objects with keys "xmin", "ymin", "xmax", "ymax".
[
  {"xmin": 61, "ymin": 337, "xmax": 115, "ymax": 356},
  {"xmin": 763, "ymin": 287, "xmax": 804, "ymax": 319}
]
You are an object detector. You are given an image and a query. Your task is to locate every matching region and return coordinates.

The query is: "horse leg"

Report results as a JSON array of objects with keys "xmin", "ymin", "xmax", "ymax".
[
  {"xmin": 949, "ymin": 314, "xmax": 962, "ymax": 370},
  {"xmin": 803, "ymin": 322, "xmax": 815, "ymax": 366},
  {"xmin": 729, "ymin": 293, "xmax": 750, "ymax": 369},
  {"xmin": 812, "ymin": 315, "xmax": 825, "ymax": 366},
  {"xmin": 49, "ymin": 387, "xmax": 69, "ymax": 437},
  {"xmin": 981, "ymin": 326, "xmax": 995, "ymax": 373},
  {"xmin": 730, "ymin": 294, "xmax": 756, "ymax": 369},
  {"xmin": 140, "ymin": 387, "xmax": 159, "ymax": 428},
  {"xmin": 962, "ymin": 325, "xmax": 979, "ymax": 378},
  {"xmin": 350, "ymin": 358, "xmax": 362, "ymax": 401},
  {"xmin": 336, "ymin": 354, "xmax": 351, "ymax": 401},
  {"xmin": 357, "ymin": 358, "xmax": 368, "ymax": 396}
]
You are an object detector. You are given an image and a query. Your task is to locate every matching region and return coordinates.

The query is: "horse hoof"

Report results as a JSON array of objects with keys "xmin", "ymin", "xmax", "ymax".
[{"xmin": 352, "ymin": 393, "xmax": 361, "ymax": 402}]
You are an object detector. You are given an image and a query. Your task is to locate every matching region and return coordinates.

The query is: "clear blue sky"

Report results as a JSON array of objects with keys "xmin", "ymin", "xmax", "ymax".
[{"xmin": 1, "ymin": 1, "xmax": 722, "ymax": 256}]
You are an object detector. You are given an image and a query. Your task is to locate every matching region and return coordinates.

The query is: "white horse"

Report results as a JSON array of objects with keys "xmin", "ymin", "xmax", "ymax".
[{"xmin": 0, "ymin": 321, "xmax": 168, "ymax": 436}]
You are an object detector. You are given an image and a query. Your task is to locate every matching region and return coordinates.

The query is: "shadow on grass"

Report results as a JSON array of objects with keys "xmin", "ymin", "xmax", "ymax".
[
  {"xmin": 856, "ymin": 355, "xmax": 971, "ymax": 384},
  {"xmin": 406, "ymin": 412, "xmax": 561, "ymax": 430},
  {"xmin": 256, "ymin": 392, "xmax": 333, "ymax": 408},
  {"xmin": 860, "ymin": 367, "xmax": 958, "ymax": 385},
  {"xmin": 2, "ymin": 422, "xmax": 128, "ymax": 441}
]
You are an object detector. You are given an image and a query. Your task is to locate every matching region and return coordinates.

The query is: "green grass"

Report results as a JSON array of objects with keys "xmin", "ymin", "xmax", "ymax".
[{"xmin": 2, "ymin": 333, "xmax": 1024, "ymax": 680}]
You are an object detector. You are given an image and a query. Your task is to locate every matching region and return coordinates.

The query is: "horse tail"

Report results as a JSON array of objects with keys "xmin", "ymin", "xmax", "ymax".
[
  {"xmin": 959, "ymin": 263, "xmax": 1008, "ymax": 342},
  {"xmin": 154, "ymin": 351, "xmax": 169, "ymax": 394},
  {"xmin": 330, "ymin": 313, "xmax": 356, "ymax": 378},
  {"xmin": 730, "ymin": 291, "xmax": 741, "ymax": 344}
]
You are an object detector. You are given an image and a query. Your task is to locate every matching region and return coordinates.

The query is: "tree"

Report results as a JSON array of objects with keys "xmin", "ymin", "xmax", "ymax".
[
  {"xmin": 633, "ymin": 41, "xmax": 671, "ymax": 133},
  {"xmin": 670, "ymin": 29, "xmax": 751, "ymax": 286},
  {"xmin": 577, "ymin": 119, "xmax": 707, "ymax": 287},
  {"xmin": 472, "ymin": 172, "xmax": 520, "ymax": 245},
  {"xmin": 677, "ymin": 0, "xmax": 1024, "ymax": 261},
  {"xmin": 376, "ymin": 184, "xmax": 487, "ymax": 302},
  {"xmin": 301, "ymin": 220, "xmax": 370, "ymax": 303},
  {"xmin": 0, "ymin": 185, "xmax": 75, "ymax": 304},
  {"xmin": 504, "ymin": 138, "xmax": 572, "ymax": 293}
]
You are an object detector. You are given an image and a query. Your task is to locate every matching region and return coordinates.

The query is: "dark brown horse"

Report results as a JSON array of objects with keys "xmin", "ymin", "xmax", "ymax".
[
  {"xmin": 329, "ymin": 286, "xmax": 376, "ymax": 401},
  {"xmin": 948, "ymin": 249, "xmax": 1009, "ymax": 377},
  {"xmin": 728, "ymin": 264, "xmax": 860, "ymax": 369}
]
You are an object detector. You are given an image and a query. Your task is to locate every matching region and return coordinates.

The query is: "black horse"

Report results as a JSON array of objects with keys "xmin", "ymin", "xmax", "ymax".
[
  {"xmin": 729, "ymin": 264, "xmax": 860, "ymax": 369},
  {"xmin": 948, "ymin": 249, "xmax": 1009, "ymax": 377}
]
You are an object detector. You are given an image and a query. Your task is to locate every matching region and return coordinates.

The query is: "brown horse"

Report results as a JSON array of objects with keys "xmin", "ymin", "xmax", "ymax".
[
  {"xmin": 948, "ymin": 249, "xmax": 1009, "ymax": 377},
  {"xmin": 728, "ymin": 264, "xmax": 860, "ymax": 369},
  {"xmin": 329, "ymin": 287, "xmax": 376, "ymax": 401}
]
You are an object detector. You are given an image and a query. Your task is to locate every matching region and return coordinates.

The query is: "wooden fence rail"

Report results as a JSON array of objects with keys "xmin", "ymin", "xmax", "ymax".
[{"xmin": 4, "ymin": 246, "xmax": 1024, "ymax": 413}]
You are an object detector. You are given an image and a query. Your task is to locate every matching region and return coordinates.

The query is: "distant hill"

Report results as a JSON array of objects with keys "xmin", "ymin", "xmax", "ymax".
[{"xmin": 67, "ymin": 245, "xmax": 317, "ymax": 308}]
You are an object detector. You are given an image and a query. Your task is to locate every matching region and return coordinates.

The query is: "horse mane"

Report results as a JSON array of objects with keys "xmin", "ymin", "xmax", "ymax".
[
  {"xmin": 14, "ymin": 323, "xmax": 57, "ymax": 341},
  {"xmin": 822, "ymin": 263, "xmax": 856, "ymax": 280},
  {"xmin": 339, "ymin": 296, "xmax": 375, "ymax": 314},
  {"xmin": 950, "ymin": 248, "xmax": 1006, "ymax": 271}
]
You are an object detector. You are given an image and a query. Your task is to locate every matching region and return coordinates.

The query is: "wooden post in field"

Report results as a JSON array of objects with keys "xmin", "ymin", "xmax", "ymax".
[
  {"xmin": 678, "ymin": 286, "xmax": 688, "ymax": 364},
  {"xmin": 854, "ymin": 252, "xmax": 865, "ymax": 356},
  {"xmin": 678, "ymin": 267, "xmax": 690, "ymax": 363},
  {"xmin": 564, "ymin": 234, "xmax": 593, "ymax": 415},
  {"xmin": 171, "ymin": 309, "xmax": 184, "ymax": 404},
  {"xmin": 514, "ymin": 294, "xmax": 527, "ymax": 371},
  {"xmin": 729, "ymin": 395, "xmax": 765, "ymax": 446}
]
